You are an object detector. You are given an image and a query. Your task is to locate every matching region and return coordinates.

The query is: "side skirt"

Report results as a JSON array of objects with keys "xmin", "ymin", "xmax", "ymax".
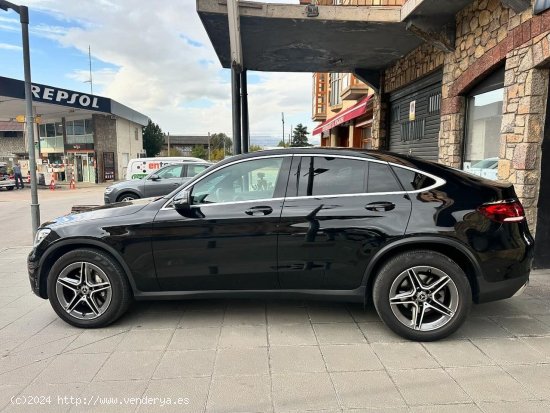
[{"xmin": 133, "ymin": 286, "xmax": 366, "ymax": 303}]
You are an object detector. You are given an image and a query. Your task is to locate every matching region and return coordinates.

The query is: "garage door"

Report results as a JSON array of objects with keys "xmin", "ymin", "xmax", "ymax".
[{"xmin": 388, "ymin": 71, "xmax": 442, "ymax": 161}]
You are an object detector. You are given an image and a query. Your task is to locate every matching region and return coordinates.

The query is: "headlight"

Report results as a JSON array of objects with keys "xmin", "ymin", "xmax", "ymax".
[
  {"xmin": 105, "ymin": 186, "xmax": 114, "ymax": 194},
  {"xmin": 34, "ymin": 228, "xmax": 51, "ymax": 247}
]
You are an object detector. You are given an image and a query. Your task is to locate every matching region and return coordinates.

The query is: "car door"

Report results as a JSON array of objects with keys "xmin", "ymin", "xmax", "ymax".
[
  {"xmin": 278, "ymin": 155, "xmax": 412, "ymax": 290},
  {"xmin": 143, "ymin": 164, "xmax": 185, "ymax": 197},
  {"xmin": 152, "ymin": 155, "xmax": 291, "ymax": 291}
]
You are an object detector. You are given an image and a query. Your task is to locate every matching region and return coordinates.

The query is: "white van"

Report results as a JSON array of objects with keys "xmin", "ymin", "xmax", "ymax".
[{"xmin": 125, "ymin": 157, "xmax": 204, "ymax": 180}]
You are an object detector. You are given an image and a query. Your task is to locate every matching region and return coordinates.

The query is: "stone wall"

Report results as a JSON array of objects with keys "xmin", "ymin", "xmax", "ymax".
[{"xmin": 93, "ymin": 114, "xmax": 118, "ymax": 183}]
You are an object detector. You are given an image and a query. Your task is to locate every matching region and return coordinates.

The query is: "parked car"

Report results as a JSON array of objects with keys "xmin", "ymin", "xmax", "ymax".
[
  {"xmin": 0, "ymin": 163, "xmax": 15, "ymax": 191},
  {"xmin": 125, "ymin": 156, "xmax": 204, "ymax": 180},
  {"xmin": 104, "ymin": 162, "xmax": 212, "ymax": 203},
  {"xmin": 28, "ymin": 148, "xmax": 533, "ymax": 341},
  {"xmin": 465, "ymin": 157, "xmax": 499, "ymax": 180}
]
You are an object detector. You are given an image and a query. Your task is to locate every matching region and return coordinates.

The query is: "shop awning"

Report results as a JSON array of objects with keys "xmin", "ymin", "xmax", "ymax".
[{"xmin": 313, "ymin": 95, "xmax": 372, "ymax": 136}]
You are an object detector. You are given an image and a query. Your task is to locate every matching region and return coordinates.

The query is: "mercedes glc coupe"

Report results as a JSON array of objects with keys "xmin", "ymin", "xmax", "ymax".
[{"xmin": 28, "ymin": 148, "xmax": 534, "ymax": 341}]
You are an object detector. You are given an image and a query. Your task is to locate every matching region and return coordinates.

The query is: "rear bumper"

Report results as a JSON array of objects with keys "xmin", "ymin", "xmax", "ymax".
[{"xmin": 476, "ymin": 274, "xmax": 530, "ymax": 303}]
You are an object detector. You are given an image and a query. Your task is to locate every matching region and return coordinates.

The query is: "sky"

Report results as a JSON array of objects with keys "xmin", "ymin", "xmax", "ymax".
[{"xmin": 0, "ymin": 0, "xmax": 319, "ymax": 146}]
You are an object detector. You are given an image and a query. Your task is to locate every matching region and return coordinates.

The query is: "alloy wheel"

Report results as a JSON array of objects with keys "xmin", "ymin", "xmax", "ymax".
[
  {"xmin": 389, "ymin": 265, "xmax": 459, "ymax": 331},
  {"xmin": 55, "ymin": 261, "xmax": 112, "ymax": 320}
]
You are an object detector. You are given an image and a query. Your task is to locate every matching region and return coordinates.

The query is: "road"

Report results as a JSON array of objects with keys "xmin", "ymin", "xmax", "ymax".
[
  {"xmin": 0, "ymin": 185, "xmax": 107, "ymax": 247},
  {"xmin": 1, "ymin": 184, "xmax": 550, "ymax": 412}
]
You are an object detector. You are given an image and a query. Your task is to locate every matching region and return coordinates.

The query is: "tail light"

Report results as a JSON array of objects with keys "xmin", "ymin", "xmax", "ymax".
[{"xmin": 477, "ymin": 200, "xmax": 525, "ymax": 223}]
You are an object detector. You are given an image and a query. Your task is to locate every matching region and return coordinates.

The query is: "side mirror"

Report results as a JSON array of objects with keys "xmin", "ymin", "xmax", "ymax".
[
  {"xmin": 173, "ymin": 190, "xmax": 192, "ymax": 216},
  {"xmin": 150, "ymin": 174, "xmax": 160, "ymax": 181}
]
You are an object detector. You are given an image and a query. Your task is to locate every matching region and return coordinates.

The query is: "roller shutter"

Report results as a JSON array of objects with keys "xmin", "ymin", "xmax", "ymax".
[{"xmin": 388, "ymin": 71, "xmax": 442, "ymax": 161}]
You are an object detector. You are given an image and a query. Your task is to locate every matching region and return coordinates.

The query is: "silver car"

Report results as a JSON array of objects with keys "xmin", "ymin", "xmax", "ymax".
[
  {"xmin": 104, "ymin": 162, "xmax": 212, "ymax": 204},
  {"xmin": 0, "ymin": 164, "xmax": 15, "ymax": 191}
]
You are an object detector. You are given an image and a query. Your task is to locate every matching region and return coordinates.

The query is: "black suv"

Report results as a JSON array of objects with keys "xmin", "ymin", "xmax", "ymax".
[{"xmin": 28, "ymin": 149, "xmax": 534, "ymax": 341}]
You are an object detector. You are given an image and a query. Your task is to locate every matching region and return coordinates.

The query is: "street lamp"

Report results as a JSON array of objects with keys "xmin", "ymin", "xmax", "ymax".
[{"xmin": 1, "ymin": 0, "xmax": 40, "ymax": 237}]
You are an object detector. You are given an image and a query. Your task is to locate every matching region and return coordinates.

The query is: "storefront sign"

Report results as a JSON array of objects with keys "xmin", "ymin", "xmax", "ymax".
[
  {"xmin": 65, "ymin": 143, "xmax": 94, "ymax": 151},
  {"xmin": 103, "ymin": 152, "xmax": 115, "ymax": 180},
  {"xmin": 30, "ymin": 85, "xmax": 110, "ymax": 112},
  {"xmin": 534, "ymin": 0, "xmax": 550, "ymax": 14},
  {"xmin": 0, "ymin": 76, "xmax": 111, "ymax": 113}
]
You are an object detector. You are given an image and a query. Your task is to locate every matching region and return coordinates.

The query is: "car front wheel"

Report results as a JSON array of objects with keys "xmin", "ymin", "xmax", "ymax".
[
  {"xmin": 116, "ymin": 193, "xmax": 138, "ymax": 202},
  {"xmin": 373, "ymin": 250, "xmax": 472, "ymax": 341},
  {"xmin": 47, "ymin": 249, "xmax": 132, "ymax": 328}
]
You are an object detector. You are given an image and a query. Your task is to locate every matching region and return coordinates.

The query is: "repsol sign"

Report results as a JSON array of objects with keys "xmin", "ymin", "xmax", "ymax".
[{"xmin": 0, "ymin": 75, "xmax": 111, "ymax": 113}]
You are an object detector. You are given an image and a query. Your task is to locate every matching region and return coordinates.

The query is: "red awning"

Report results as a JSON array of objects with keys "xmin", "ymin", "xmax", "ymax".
[{"xmin": 313, "ymin": 95, "xmax": 372, "ymax": 136}]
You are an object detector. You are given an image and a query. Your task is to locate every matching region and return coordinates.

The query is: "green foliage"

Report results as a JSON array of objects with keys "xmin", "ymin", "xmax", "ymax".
[
  {"xmin": 167, "ymin": 148, "xmax": 181, "ymax": 156},
  {"xmin": 191, "ymin": 145, "xmax": 208, "ymax": 160},
  {"xmin": 210, "ymin": 148, "xmax": 226, "ymax": 161},
  {"xmin": 249, "ymin": 144, "xmax": 264, "ymax": 152},
  {"xmin": 142, "ymin": 120, "xmax": 165, "ymax": 157},
  {"xmin": 277, "ymin": 140, "xmax": 289, "ymax": 148},
  {"xmin": 210, "ymin": 133, "xmax": 233, "ymax": 155},
  {"xmin": 290, "ymin": 124, "xmax": 312, "ymax": 147}
]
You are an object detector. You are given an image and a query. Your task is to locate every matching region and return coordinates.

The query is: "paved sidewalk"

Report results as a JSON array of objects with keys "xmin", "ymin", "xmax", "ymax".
[{"xmin": 1, "ymin": 247, "xmax": 549, "ymax": 413}]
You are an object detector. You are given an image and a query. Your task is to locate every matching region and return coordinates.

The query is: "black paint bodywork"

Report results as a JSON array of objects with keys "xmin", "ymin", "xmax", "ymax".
[{"xmin": 28, "ymin": 148, "xmax": 534, "ymax": 305}]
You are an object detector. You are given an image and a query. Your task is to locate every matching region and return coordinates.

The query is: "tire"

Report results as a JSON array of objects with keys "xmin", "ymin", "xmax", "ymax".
[
  {"xmin": 373, "ymin": 250, "xmax": 472, "ymax": 341},
  {"xmin": 7, "ymin": 187, "xmax": 14, "ymax": 191},
  {"xmin": 47, "ymin": 249, "xmax": 132, "ymax": 328},
  {"xmin": 116, "ymin": 192, "xmax": 139, "ymax": 202}
]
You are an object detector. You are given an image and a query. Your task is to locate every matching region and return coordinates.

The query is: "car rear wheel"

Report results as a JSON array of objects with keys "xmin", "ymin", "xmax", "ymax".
[
  {"xmin": 116, "ymin": 192, "xmax": 139, "ymax": 202},
  {"xmin": 373, "ymin": 250, "xmax": 472, "ymax": 341},
  {"xmin": 47, "ymin": 249, "xmax": 132, "ymax": 328}
]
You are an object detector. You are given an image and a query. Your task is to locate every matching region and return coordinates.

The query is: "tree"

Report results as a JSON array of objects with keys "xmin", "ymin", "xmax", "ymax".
[
  {"xmin": 142, "ymin": 120, "xmax": 165, "ymax": 157},
  {"xmin": 290, "ymin": 124, "xmax": 312, "ymax": 147},
  {"xmin": 210, "ymin": 133, "xmax": 233, "ymax": 156},
  {"xmin": 249, "ymin": 144, "xmax": 264, "ymax": 152},
  {"xmin": 191, "ymin": 145, "xmax": 208, "ymax": 160},
  {"xmin": 210, "ymin": 148, "xmax": 226, "ymax": 161}
]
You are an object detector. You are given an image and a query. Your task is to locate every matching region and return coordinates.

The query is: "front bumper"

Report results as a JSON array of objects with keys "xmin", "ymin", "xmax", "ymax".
[{"xmin": 27, "ymin": 250, "xmax": 43, "ymax": 298}]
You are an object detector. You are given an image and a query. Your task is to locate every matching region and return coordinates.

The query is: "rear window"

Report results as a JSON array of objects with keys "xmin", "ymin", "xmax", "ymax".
[{"xmin": 391, "ymin": 165, "xmax": 436, "ymax": 191}]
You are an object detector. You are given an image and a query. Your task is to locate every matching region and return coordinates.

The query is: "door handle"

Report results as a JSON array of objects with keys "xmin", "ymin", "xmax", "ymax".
[
  {"xmin": 245, "ymin": 206, "xmax": 273, "ymax": 216},
  {"xmin": 365, "ymin": 202, "xmax": 395, "ymax": 212}
]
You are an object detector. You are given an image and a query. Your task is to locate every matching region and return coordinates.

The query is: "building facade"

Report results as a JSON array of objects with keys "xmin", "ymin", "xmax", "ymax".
[
  {"xmin": 310, "ymin": 0, "xmax": 406, "ymax": 148},
  {"xmin": 312, "ymin": 73, "xmax": 375, "ymax": 148},
  {"xmin": 0, "ymin": 76, "xmax": 148, "ymax": 183},
  {"xmin": 370, "ymin": 0, "xmax": 550, "ymax": 265},
  {"xmin": 309, "ymin": 0, "xmax": 550, "ymax": 265},
  {"xmin": 161, "ymin": 135, "xmax": 210, "ymax": 157}
]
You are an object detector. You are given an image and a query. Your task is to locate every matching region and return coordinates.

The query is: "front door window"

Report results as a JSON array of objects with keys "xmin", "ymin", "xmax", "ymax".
[{"xmin": 191, "ymin": 157, "xmax": 284, "ymax": 204}]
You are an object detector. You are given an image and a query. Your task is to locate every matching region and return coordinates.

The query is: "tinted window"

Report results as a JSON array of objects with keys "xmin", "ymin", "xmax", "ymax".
[
  {"xmin": 187, "ymin": 164, "xmax": 209, "ymax": 177},
  {"xmin": 191, "ymin": 158, "xmax": 283, "ymax": 204},
  {"xmin": 391, "ymin": 166, "xmax": 436, "ymax": 191},
  {"xmin": 294, "ymin": 157, "xmax": 367, "ymax": 196},
  {"xmin": 367, "ymin": 162, "xmax": 402, "ymax": 193},
  {"xmin": 156, "ymin": 165, "xmax": 183, "ymax": 179}
]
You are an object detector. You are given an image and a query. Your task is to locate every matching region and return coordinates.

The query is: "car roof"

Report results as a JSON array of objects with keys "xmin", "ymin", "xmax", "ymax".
[{"xmin": 218, "ymin": 147, "xmax": 422, "ymax": 166}]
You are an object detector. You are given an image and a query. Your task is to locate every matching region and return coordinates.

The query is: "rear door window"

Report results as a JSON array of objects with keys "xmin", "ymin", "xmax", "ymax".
[
  {"xmin": 290, "ymin": 156, "xmax": 367, "ymax": 197},
  {"xmin": 367, "ymin": 162, "xmax": 402, "ymax": 193}
]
